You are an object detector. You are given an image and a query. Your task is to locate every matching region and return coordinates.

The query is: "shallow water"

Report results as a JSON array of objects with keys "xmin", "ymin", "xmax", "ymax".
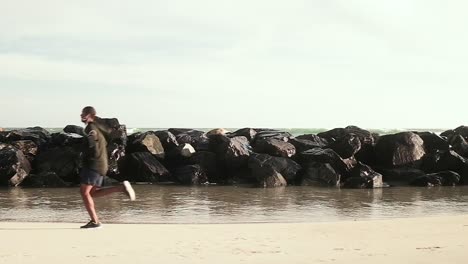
[{"xmin": 1, "ymin": 185, "xmax": 468, "ymax": 224}]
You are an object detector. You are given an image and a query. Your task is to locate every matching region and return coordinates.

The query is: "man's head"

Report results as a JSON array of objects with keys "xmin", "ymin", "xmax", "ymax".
[{"xmin": 81, "ymin": 106, "xmax": 96, "ymax": 124}]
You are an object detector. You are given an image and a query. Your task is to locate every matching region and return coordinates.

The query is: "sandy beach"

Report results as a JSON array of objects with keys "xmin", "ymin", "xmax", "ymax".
[{"xmin": 0, "ymin": 215, "xmax": 467, "ymax": 264}]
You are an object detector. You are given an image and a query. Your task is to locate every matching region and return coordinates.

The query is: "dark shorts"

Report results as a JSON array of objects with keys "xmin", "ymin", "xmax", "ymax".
[{"xmin": 79, "ymin": 168, "xmax": 103, "ymax": 187}]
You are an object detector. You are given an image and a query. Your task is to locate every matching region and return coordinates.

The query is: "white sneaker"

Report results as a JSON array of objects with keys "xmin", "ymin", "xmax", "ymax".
[{"xmin": 123, "ymin": 181, "xmax": 136, "ymax": 201}]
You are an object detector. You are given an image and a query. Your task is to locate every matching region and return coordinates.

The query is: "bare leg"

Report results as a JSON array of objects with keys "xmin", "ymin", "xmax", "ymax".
[
  {"xmin": 80, "ymin": 184, "xmax": 99, "ymax": 223},
  {"xmin": 91, "ymin": 186, "xmax": 125, "ymax": 198}
]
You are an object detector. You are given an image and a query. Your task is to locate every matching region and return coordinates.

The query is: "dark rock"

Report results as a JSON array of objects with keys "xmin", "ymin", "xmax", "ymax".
[
  {"xmin": 414, "ymin": 132, "xmax": 449, "ymax": 153},
  {"xmin": 432, "ymin": 150, "xmax": 468, "ymax": 174},
  {"xmin": 228, "ymin": 128, "xmax": 257, "ymax": 141},
  {"xmin": 10, "ymin": 140, "xmax": 38, "ymax": 162},
  {"xmin": 0, "ymin": 130, "xmax": 7, "ymax": 143},
  {"xmin": 50, "ymin": 132, "xmax": 84, "ymax": 146},
  {"xmin": 127, "ymin": 132, "xmax": 165, "ymax": 158},
  {"xmin": 224, "ymin": 168, "xmax": 256, "ymax": 185},
  {"xmin": 188, "ymin": 151, "xmax": 221, "ymax": 183},
  {"xmin": 177, "ymin": 143, "xmax": 196, "ymax": 157},
  {"xmin": 210, "ymin": 135, "xmax": 251, "ymax": 169},
  {"xmin": 317, "ymin": 126, "xmax": 377, "ymax": 165},
  {"xmin": 153, "ymin": 130, "xmax": 179, "ymax": 151},
  {"xmin": 328, "ymin": 133, "xmax": 361, "ymax": 159},
  {"xmin": 374, "ymin": 132, "xmax": 426, "ymax": 167},
  {"xmin": 449, "ymin": 135, "xmax": 468, "ymax": 157},
  {"xmin": 206, "ymin": 128, "xmax": 229, "ymax": 137},
  {"xmin": 453, "ymin": 126, "xmax": 468, "ymax": 138},
  {"xmin": 410, "ymin": 171, "xmax": 460, "ymax": 187},
  {"xmin": 4, "ymin": 127, "xmax": 50, "ymax": 147},
  {"xmin": 440, "ymin": 129, "xmax": 455, "ymax": 139},
  {"xmin": 121, "ymin": 152, "xmax": 170, "ymax": 182},
  {"xmin": 21, "ymin": 171, "xmax": 69, "ymax": 187},
  {"xmin": 34, "ymin": 146, "xmax": 81, "ymax": 183},
  {"xmin": 257, "ymin": 171, "xmax": 287, "ymax": 188},
  {"xmin": 318, "ymin": 126, "xmax": 375, "ymax": 145},
  {"xmin": 94, "ymin": 118, "xmax": 128, "ymax": 146},
  {"xmin": 295, "ymin": 134, "xmax": 328, "ymax": 148},
  {"xmin": 0, "ymin": 144, "xmax": 32, "ymax": 186},
  {"xmin": 63, "ymin": 125, "xmax": 85, "ymax": 136},
  {"xmin": 301, "ymin": 162, "xmax": 340, "ymax": 187},
  {"xmin": 343, "ymin": 162, "xmax": 383, "ymax": 188},
  {"xmin": 377, "ymin": 167, "xmax": 426, "ymax": 184},
  {"xmin": 355, "ymin": 144, "xmax": 377, "ymax": 166},
  {"xmin": 173, "ymin": 165, "xmax": 208, "ymax": 185},
  {"xmin": 168, "ymin": 128, "xmax": 202, "ymax": 136},
  {"xmin": 297, "ymin": 148, "xmax": 350, "ymax": 174},
  {"xmin": 253, "ymin": 138, "xmax": 296, "ymax": 158},
  {"xmin": 252, "ymin": 129, "xmax": 292, "ymax": 144},
  {"xmin": 169, "ymin": 129, "xmax": 209, "ymax": 151},
  {"xmin": 289, "ymin": 137, "xmax": 326, "ymax": 153},
  {"xmin": 248, "ymin": 154, "xmax": 289, "ymax": 187},
  {"xmin": 248, "ymin": 153, "xmax": 301, "ymax": 186}
]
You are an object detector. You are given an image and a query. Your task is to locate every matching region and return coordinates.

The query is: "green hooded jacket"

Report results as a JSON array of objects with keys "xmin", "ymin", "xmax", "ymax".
[{"xmin": 83, "ymin": 121, "xmax": 108, "ymax": 176}]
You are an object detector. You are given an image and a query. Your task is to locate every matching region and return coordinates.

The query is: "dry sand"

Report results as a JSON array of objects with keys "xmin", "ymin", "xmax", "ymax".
[{"xmin": 1, "ymin": 215, "xmax": 467, "ymax": 264}]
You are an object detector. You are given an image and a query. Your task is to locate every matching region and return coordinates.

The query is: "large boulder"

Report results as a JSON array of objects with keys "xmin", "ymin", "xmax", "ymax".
[
  {"xmin": 248, "ymin": 153, "xmax": 301, "ymax": 187},
  {"xmin": 252, "ymin": 129, "xmax": 292, "ymax": 144},
  {"xmin": 253, "ymin": 138, "xmax": 296, "ymax": 158},
  {"xmin": 448, "ymin": 135, "xmax": 468, "ymax": 157},
  {"xmin": 295, "ymin": 134, "xmax": 328, "ymax": 148},
  {"xmin": 21, "ymin": 171, "xmax": 69, "ymax": 187},
  {"xmin": 300, "ymin": 162, "xmax": 340, "ymax": 187},
  {"xmin": 94, "ymin": 118, "xmax": 128, "ymax": 146},
  {"xmin": 289, "ymin": 137, "xmax": 327, "ymax": 153},
  {"xmin": 0, "ymin": 144, "xmax": 32, "ymax": 186},
  {"xmin": 169, "ymin": 129, "xmax": 209, "ymax": 151},
  {"xmin": 127, "ymin": 132, "xmax": 165, "ymax": 158},
  {"xmin": 297, "ymin": 148, "xmax": 351, "ymax": 175},
  {"xmin": 50, "ymin": 133, "xmax": 84, "ymax": 146},
  {"xmin": 10, "ymin": 140, "xmax": 38, "ymax": 162},
  {"xmin": 317, "ymin": 126, "xmax": 377, "ymax": 165},
  {"xmin": 328, "ymin": 133, "xmax": 361, "ymax": 159},
  {"xmin": 173, "ymin": 165, "xmax": 208, "ymax": 185},
  {"xmin": 429, "ymin": 150, "xmax": 468, "ymax": 184},
  {"xmin": 63, "ymin": 125, "xmax": 85, "ymax": 136},
  {"xmin": 206, "ymin": 128, "xmax": 229, "ymax": 137},
  {"xmin": 34, "ymin": 146, "xmax": 81, "ymax": 183},
  {"xmin": 414, "ymin": 132, "xmax": 449, "ymax": 153},
  {"xmin": 441, "ymin": 126, "xmax": 468, "ymax": 139},
  {"xmin": 121, "ymin": 152, "xmax": 171, "ymax": 182},
  {"xmin": 188, "ymin": 151, "xmax": 221, "ymax": 183},
  {"xmin": 3, "ymin": 127, "xmax": 50, "ymax": 147},
  {"xmin": 257, "ymin": 171, "xmax": 287, "ymax": 188},
  {"xmin": 374, "ymin": 132, "xmax": 426, "ymax": 167},
  {"xmin": 410, "ymin": 171, "xmax": 461, "ymax": 187},
  {"xmin": 153, "ymin": 130, "xmax": 179, "ymax": 151},
  {"xmin": 318, "ymin": 126, "xmax": 375, "ymax": 145},
  {"xmin": 209, "ymin": 135, "xmax": 251, "ymax": 169},
  {"xmin": 377, "ymin": 167, "xmax": 426, "ymax": 185},
  {"xmin": 343, "ymin": 162, "xmax": 383, "ymax": 188},
  {"xmin": 248, "ymin": 153, "xmax": 301, "ymax": 183},
  {"xmin": 229, "ymin": 128, "xmax": 257, "ymax": 141}
]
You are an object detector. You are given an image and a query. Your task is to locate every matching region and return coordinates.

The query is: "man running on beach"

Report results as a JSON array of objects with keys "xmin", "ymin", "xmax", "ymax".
[{"xmin": 79, "ymin": 106, "xmax": 136, "ymax": 229}]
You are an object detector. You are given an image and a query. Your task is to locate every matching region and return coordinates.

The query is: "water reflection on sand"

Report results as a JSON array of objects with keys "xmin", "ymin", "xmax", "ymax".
[{"xmin": 1, "ymin": 185, "xmax": 468, "ymax": 223}]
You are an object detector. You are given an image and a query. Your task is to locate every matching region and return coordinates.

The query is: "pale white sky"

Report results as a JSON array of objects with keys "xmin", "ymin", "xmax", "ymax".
[{"xmin": 0, "ymin": 0, "xmax": 467, "ymax": 129}]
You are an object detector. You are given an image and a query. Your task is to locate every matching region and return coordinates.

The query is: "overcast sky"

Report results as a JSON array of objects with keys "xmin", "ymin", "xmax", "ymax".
[{"xmin": 0, "ymin": 0, "xmax": 467, "ymax": 129}]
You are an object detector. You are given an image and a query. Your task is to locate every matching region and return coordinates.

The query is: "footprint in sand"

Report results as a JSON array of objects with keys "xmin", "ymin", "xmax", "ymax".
[{"xmin": 416, "ymin": 246, "xmax": 442, "ymax": 251}]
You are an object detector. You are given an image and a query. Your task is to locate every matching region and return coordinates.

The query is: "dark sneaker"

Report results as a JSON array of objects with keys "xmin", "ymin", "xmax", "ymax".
[
  {"xmin": 123, "ymin": 181, "xmax": 136, "ymax": 201},
  {"xmin": 80, "ymin": 220, "xmax": 102, "ymax": 229}
]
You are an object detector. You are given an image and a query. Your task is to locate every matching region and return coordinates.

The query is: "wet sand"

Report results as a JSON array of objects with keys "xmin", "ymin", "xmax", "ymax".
[{"xmin": 1, "ymin": 215, "xmax": 467, "ymax": 264}]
